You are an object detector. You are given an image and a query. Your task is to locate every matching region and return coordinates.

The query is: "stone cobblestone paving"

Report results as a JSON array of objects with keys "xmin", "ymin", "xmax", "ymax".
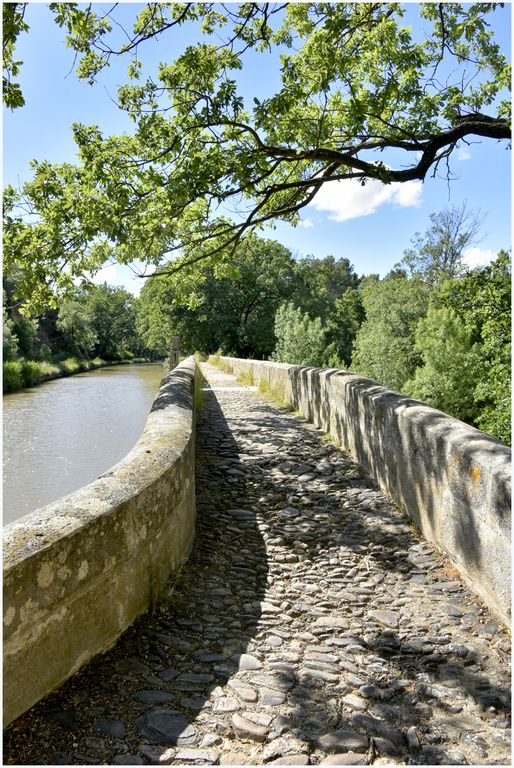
[{"xmin": 4, "ymin": 363, "xmax": 511, "ymax": 766}]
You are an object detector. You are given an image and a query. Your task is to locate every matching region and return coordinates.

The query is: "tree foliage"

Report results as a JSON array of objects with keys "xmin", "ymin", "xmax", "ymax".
[
  {"xmin": 285, "ymin": 255, "xmax": 363, "ymax": 367},
  {"xmin": 351, "ymin": 273, "xmax": 430, "ymax": 392},
  {"xmin": 137, "ymin": 236, "xmax": 298, "ymax": 358},
  {"xmin": 324, "ymin": 287, "xmax": 365, "ymax": 368},
  {"xmin": 404, "ymin": 305, "xmax": 481, "ymax": 424},
  {"xmin": 11, "ymin": 313, "xmax": 39, "ymax": 359},
  {"xmin": 85, "ymin": 283, "xmax": 140, "ymax": 359},
  {"xmin": 439, "ymin": 250, "xmax": 511, "ymax": 443},
  {"xmin": 56, "ymin": 300, "xmax": 98, "ymax": 357},
  {"xmin": 3, "ymin": 2, "xmax": 511, "ymax": 307},
  {"xmin": 351, "ymin": 249, "xmax": 511, "ymax": 444},
  {"xmin": 3, "ymin": 276, "xmax": 146, "ymax": 363},
  {"xmin": 3, "ymin": 303, "xmax": 19, "ymax": 361},
  {"xmin": 2, "ymin": 2, "xmax": 28, "ymax": 108},
  {"xmin": 271, "ymin": 301, "xmax": 326, "ymax": 367},
  {"xmin": 292, "ymin": 256, "xmax": 360, "ymax": 322}
]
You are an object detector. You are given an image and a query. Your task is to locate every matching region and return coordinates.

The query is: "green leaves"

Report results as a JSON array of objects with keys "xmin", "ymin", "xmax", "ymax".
[
  {"xmin": 137, "ymin": 235, "xmax": 298, "ymax": 358},
  {"xmin": 438, "ymin": 250, "xmax": 511, "ymax": 443},
  {"xmin": 404, "ymin": 305, "xmax": 482, "ymax": 425},
  {"xmin": 272, "ymin": 301, "xmax": 326, "ymax": 367},
  {"xmin": 351, "ymin": 245, "xmax": 511, "ymax": 444},
  {"xmin": 2, "ymin": 2, "xmax": 28, "ymax": 108},
  {"xmin": 4, "ymin": 3, "xmax": 511, "ymax": 311},
  {"xmin": 351, "ymin": 273, "xmax": 430, "ymax": 392},
  {"xmin": 397, "ymin": 204, "xmax": 485, "ymax": 286}
]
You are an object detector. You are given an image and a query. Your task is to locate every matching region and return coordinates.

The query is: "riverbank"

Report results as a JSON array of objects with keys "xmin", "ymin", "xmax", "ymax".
[{"xmin": 3, "ymin": 356, "xmax": 163, "ymax": 394}]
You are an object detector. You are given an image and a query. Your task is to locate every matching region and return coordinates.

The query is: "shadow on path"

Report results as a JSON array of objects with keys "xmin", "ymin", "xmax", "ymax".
[{"xmin": 3, "ymin": 373, "xmax": 511, "ymax": 766}]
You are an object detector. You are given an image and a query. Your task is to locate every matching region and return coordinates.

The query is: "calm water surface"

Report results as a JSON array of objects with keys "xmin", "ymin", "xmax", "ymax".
[{"xmin": 3, "ymin": 363, "xmax": 166, "ymax": 525}]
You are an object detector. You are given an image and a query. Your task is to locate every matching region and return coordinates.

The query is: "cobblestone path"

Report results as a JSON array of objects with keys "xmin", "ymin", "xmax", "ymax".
[{"xmin": 4, "ymin": 363, "xmax": 511, "ymax": 766}]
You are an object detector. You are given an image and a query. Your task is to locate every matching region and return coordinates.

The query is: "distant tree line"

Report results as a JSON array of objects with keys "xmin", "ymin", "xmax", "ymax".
[
  {"xmin": 136, "ymin": 206, "xmax": 510, "ymax": 445},
  {"xmin": 136, "ymin": 235, "xmax": 362, "ymax": 365},
  {"xmin": 3, "ymin": 280, "xmax": 155, "ymax": 392},
  {"xmin": 4, "ymin": 204, "xmax": 510, "ymax": 444},
  {"xmin": 3, "ymin": 281, "xmax": 150, "ymax": 363}
]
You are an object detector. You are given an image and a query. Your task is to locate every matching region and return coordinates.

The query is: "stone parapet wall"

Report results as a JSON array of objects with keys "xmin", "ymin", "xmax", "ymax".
[
  {"xmin": 3, "ymin": 358, "xmax": 197, "ymax": 727},
  {"xmin": 212, "ymin": 356, "xmax": 511, "ymax": 625}
]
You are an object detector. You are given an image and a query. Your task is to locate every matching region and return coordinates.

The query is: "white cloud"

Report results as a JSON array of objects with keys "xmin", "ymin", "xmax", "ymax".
[
  {"xmin": 310, "ymin": 177, "xmax": 423, "ymax": 222},
  {"xmin": 457, "ymin": 145, "xmax": 471, "ymax": 161},
  {"xmin": 462, "ymin": 247, "xmax": 496, "ymax": 269},
  {"xmin": 299, "ymin": 217, "xmax": 314, "ymax": 229},
  {"xmin": 393, "ymin": 182, "xmax": 423, "ymax": 208}
]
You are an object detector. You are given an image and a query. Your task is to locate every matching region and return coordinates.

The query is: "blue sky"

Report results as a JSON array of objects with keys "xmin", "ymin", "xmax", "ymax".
[{"xmin": 3, "ymin": 2, "xmax": 511, "ymax": 294}]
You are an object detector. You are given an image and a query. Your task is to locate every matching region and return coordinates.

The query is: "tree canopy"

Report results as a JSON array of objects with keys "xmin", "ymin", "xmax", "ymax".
[
  {"xmin": 404, "ymin": 304, "xmax": 482, "ymax": 424},
  {"xmin": 3, "ymin": 2, "xmax": 511, "ymax": 308},
  {"xmin": 136, "ymin": 236, "xmax": 298, "ymax": 358},
  {"xmin": 272, "ymin": 301, "xmax": 326, "ymax": 367},
  {"xmin": 438, "ymin": 249, "xmax": 511, "ymax": 442},
  {"xmin": 351, "ymin": 272, "xmax": 430, "ymax": 392}
]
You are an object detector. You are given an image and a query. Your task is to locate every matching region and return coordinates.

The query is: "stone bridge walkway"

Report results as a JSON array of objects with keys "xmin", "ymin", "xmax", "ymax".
[{"xmin": 4, "ymin": 363, "xmax": 511, "ymax": 766}]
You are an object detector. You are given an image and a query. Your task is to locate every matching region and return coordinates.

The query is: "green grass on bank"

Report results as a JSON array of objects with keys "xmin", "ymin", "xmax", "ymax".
[
  {"xmin": 194, "ymin": 354, "xmax": 207, "ymax": 413},
  {"xmin": 3, "ymin": 361, "xmax": 23, "ymax": 393},
  {"xmin": 3, "ymin": 356, "xmax": 158, "ymax": 395}
]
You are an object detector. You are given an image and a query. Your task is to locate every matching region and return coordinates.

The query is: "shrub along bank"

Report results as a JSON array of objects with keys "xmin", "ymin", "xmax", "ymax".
[{"xmin": 3, "ymin": 356, "xmax": 155, "ymax": 394}]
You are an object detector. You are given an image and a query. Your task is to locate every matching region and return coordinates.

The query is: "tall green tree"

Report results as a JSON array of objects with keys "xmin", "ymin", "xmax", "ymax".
[
  {"xmin": 85, "ymin": 283, "xmax": 140, "ymax": 359},
  {"xmin": 397, "ymin": 204, "xmax": 485, "ymax": 285},
  {"xmin": 404, "ymin": 305, "xmax": 481, "ymax": 424},
  {"xmin": 351, "ymin": 274, "xmax": 431, "ymax": 392},
  {"xmin": 11, "ymin": 314, "xmax": 39, "ymax": 359},
  {"xmin": 324, "ymin": 287, "xmax": 365, "ymax": 368},
  {"xmin": 56, "ymin": 301, "xmax": 97, "ymax": 357},
  {"xmin": 292, "ymin": 256, "xmax": 360, "ymax": 322},
  {"xmin": 3, "ymin": 3, "xmax": 510, "ymax": 308},
  {"xmin": 272, "ymin": 301, "xmax": 326, "ymax": 367},
  {"xmin": 2, "ymin": 303, "xmax": 19, "ymax": 361},
  {"xmin": 289, "ymin": 255, "xmax": 363, "ymax": 368},
  {"xmin": 439, "ymin": 250, "xmax": 511, "ymax": 443}
]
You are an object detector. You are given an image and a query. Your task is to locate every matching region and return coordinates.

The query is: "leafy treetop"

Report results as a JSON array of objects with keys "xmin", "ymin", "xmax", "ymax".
[{"xmin": 3, "ymin": 2, "xmax": 511, "ymax": 309}]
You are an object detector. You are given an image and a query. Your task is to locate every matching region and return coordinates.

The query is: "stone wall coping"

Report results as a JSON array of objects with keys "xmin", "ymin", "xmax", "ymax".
[
  {"xmin": 3, "ymin": 357, "xmax": 197, "ymax": 727},
  {"xmin": 4, "ymin": 360, "xmax": 195, "ymax": 568}
]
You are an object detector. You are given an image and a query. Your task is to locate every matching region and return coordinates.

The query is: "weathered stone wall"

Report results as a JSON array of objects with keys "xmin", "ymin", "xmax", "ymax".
[
  {"xmin": 211, "ymin": 356, "xmax": 511, "ymax": 625},
  {"xmin": 3, "ymin": 358, "xmax": 197, "ymax": 727}
]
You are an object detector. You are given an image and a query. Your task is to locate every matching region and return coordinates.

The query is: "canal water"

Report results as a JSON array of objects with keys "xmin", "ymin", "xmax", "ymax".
[{"xmin": 3, "ymin": 363, "xmax": 166, "ymax": 525}]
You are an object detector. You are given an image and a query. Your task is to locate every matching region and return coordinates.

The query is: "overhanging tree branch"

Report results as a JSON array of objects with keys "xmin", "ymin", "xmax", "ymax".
[{"xmin": 3, "ymin": 2, "xmax": 511, "ymax": 310}]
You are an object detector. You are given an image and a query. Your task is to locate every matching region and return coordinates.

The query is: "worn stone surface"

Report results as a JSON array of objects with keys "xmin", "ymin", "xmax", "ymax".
[
  {"xmin": 3, "ymin": 363, "xmax": 511, "ymax": 765},
  {"xmin": 214, "ymin": 355, "xmax": 512, "ymax": 625}
]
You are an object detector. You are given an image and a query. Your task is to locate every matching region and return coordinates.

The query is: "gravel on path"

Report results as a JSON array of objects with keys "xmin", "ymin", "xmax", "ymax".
[{"xmin": 4, "ymin": 363, "xmax": 511, "ymax": 766}]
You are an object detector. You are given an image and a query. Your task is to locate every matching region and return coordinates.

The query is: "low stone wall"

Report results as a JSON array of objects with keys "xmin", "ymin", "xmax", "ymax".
[
  {"xmin": 3, "ymin": 358, "xmax": 197, "ymax": 728},
  {"xmin": 212, "ymin": 356, "xmax": 511, "ymax": 625}
]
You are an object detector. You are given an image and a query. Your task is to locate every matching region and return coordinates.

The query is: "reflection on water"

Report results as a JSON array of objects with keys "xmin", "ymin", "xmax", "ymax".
[{"xmin": 3, "ymin": 363, "xmax": 166, "ymax": 525}]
